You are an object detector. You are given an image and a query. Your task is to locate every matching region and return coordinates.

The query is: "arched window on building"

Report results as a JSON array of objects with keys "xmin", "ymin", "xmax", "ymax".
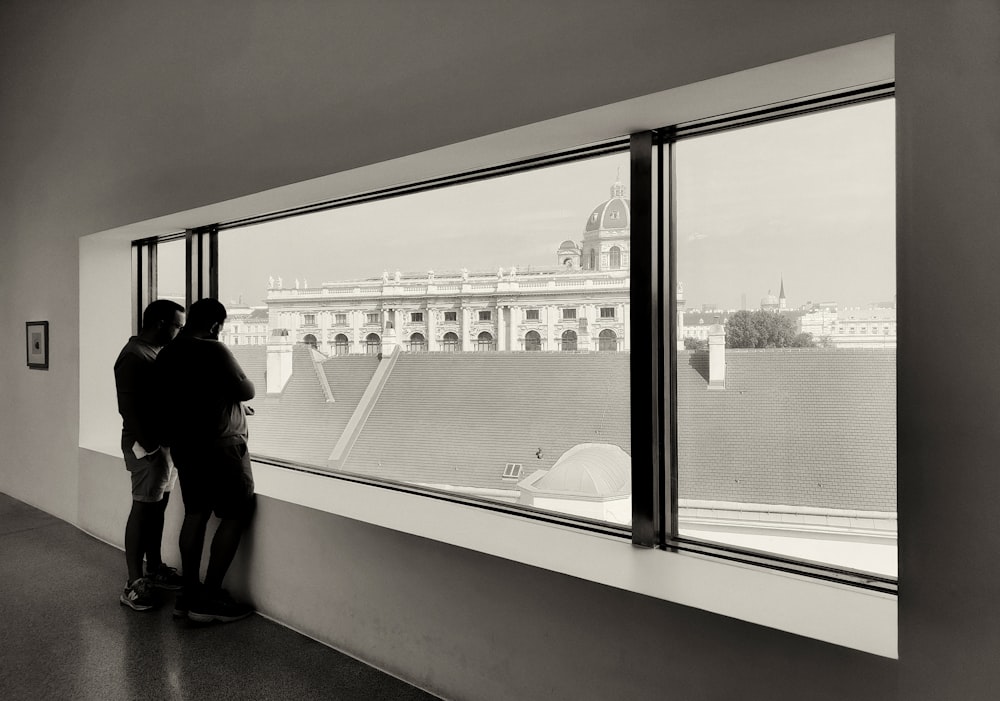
[
  {"xmin": 442, "ymin": 332, "xmax": 459, "ymax": 352},
  {"xmin": 409, "ymin": 332, "xmax": 426, "ymax": 352},
  {"xmin": 302, "ymin": 333, "xmax": 318, "ymax": 349},
  {"xmin": 589, "ymin": 249, "xmax": 596, "ymax": 270},
  {"xmin": 333, "ymin": 333, "xmax": 350, "ymax": 356},
  {"xmin": 609, "ymin": 246, "xmax": 621, "ymax": 269},
  {"xmin": 524, "ymin": 330, "xmax": 542, "ymax": 351},
  {"xmin": 477, "ymin": 331, "xmax": 495, "ymax": 351},
  {"xmin": 561, "ymin": 329, "xmax": 577, "ymax": 351},
  {"xmin": 365, "ymin": 333, "xmax": 381, "ymax": 355},
  {"xmin": 598, "ymin": 328, "xmax": 618, "ymax": 351}
]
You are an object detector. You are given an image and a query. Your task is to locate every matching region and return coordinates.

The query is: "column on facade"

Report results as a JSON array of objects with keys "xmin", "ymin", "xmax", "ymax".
[
  {"xmin": 496, "ymin": 304, "xmax": 506, "ymax": 351},
  {"xmin": 319, "ymin": 311, "xmax": 328, "ymax": 354},
  {"xmin": 546, "ymin": 305, "xmax": 557, "ymax": 351},
  {"xmin": 460, "ymin": 305, "xmax": 470, "ymax": 351},
  {"xmin": 585, "ymin": 304, "xmax": 596, "ymax": 351},
  {"xmin": 622, "ymin": 302, "xmax": 629, "ymax": 351},
  {"xmin": 509, "ymin": 306, "xmax": 519, "ymax": 351},
  {"xmin": 427, "ymin": 304, "xmax": 436, "ymax": 351},
  {"xmin": 351, "ymin": 310, "xmax": 361, "ymax": 354}
]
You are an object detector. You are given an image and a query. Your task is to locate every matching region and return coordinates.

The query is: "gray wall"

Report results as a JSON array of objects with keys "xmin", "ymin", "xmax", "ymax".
[{"xmin": 2, "ymin": 1, "xmax": 999, "ymax": 699}]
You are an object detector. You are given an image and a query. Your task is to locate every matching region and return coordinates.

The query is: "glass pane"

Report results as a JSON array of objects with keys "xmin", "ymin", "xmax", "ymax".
[
  {"xmin": 674, "ymin": 99, "xmax": 896, "ymax": 575},
  {"xmin": 156, "ymin": 238, "xmax": 186, "ymax": 306},
  {"xmin": 218, "ymin": 152, "xmax": 632, "ymax": 527}
]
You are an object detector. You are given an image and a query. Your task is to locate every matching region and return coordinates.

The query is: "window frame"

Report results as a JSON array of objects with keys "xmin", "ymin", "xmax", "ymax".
[
  {"xmin": 643, "ymin": 82, "xmax": 896, "ymax": 591},
  {"xmin": 130, "ymin": 82, "xmax": 896, "ymax": 596}
]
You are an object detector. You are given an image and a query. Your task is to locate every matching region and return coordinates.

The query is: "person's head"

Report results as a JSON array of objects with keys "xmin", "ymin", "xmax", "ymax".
[
  {"xmin": 186, "ymin": 298, "xmax": 228, "ymax": 339},
  {"xmin": 140, "ymin": 299, "xmax": 185, "ymax": 346}
]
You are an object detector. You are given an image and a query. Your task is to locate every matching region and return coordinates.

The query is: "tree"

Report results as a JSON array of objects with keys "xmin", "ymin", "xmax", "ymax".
[
  {"xmin": 724, "ymin": 309, "xmax": 805, "ymax": 349},
  {"xmin": 683, "ymin": 336, "xmax": 708, "ymax": 351},
  {"xmin": 791, "ymin": 332, "xmax": 817, "ymax": 348}
]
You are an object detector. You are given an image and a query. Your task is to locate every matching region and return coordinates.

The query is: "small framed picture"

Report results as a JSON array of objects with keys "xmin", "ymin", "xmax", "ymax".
[{"xmin": 26, "ymin": 321, "xmax": 49, "ymax": 369}]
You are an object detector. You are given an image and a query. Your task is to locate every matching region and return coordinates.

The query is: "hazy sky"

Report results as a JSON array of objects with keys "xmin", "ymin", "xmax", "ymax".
[{"xmin": 181, "ymin": 99, "xmax": 894, "ymax": 311}]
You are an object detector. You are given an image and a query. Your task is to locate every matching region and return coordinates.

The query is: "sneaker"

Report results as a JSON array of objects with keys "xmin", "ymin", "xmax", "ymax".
[
  {"xmin": 187, "ymin": 589, "xmax": 253, "ymax": 624},
  {"xmin": 146, "ymin": 563, "xmax": 184, "ymax": 591},
  {"xmin": 119, "ymin": 577, "xmax": 157, "ymax": 611},
  {"xmin": 173, "ymin": 583, "xmax": 201, "ymax": 619}
]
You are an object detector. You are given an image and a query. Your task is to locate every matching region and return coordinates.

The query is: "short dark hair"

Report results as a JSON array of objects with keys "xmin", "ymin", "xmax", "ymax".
[
  {"xmin": 141, "ymin": 299, "xmax": 184, "ymax": 330},
  {"xmin": 186, "ymin": 298, "xmax": 228, "ymax": 331}
]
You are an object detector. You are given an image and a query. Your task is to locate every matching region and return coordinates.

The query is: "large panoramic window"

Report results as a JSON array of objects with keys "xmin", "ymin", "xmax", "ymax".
[
  {"xmin": 129, "ymin": 85, "xmax": 896, "ymax": 588},
  {"xmin": 672, "ymin": 98, "xmax": 896, "ymax": 576},
  {"xmin": 214, "ymin": 151, "xmax": 633, "ymax": 527}
]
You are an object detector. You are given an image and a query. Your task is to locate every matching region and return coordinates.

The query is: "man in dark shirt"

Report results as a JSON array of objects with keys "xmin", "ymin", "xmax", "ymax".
[
  {"xmin": 114, "ymin": 299, "xmax": 186, "ymax": 611},
  {"xmin": 155, "ymin": 298, "xmax": 256, "ymax": 623}
]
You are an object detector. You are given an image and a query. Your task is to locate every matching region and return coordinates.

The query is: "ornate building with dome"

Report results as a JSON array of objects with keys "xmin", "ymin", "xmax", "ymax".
[{"xmin": 243, "ymin": 180, "xmax": 638, "ymax": 356}]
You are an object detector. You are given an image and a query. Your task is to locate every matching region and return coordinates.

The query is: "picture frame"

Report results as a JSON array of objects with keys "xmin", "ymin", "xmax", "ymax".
[{"xmin": 26, "ymin": 321, "xmax": 49, "ymax": 369}]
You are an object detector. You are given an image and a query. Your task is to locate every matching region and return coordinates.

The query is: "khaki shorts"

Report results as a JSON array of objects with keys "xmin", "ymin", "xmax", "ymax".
[{"xmin": 123, "ymin": 440, "xmax": 177, "ymax": 503}]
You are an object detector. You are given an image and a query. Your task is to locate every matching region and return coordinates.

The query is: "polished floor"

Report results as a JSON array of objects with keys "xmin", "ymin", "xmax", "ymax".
[{"xmin": 0, "ymin": 492, "xmax": 438, "ymax": 700}]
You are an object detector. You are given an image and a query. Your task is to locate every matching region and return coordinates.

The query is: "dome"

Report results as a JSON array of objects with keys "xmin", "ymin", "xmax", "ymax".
[
  {"xmin": 533, "ymin": 443, "xmax": 631, "ymax": 497},
  {"xmin": 558, "ymin": 239, "xmax": 579, "ymax": 251},
  {"xmin": 584, "ymin": 180, "xmax": 630, "ymax": 233}
]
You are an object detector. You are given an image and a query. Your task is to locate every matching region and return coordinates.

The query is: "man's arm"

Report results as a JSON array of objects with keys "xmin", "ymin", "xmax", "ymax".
[{"xmin": 218, "ymin": 343, "xmax": 256, "ymax": 401}]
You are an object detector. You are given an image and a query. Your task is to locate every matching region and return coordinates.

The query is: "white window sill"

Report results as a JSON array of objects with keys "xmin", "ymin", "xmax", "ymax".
[{"xmin": 252, "ymin": 461, "xmax": 897, "ymax": 658}]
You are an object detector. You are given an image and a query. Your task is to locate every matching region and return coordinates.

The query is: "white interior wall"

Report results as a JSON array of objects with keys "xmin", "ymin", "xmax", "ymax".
[{"xmin": 3, "ymin": 2, "xmax": 1000, "ymax": 699}]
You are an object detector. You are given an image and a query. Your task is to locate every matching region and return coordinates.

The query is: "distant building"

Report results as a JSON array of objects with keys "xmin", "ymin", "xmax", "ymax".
[
  {"xmin": 799, "ymin": 304, "xmax": 896, "ymax": 348},
  {"xmin": 264, "ymin": 180, "xmax": 637, "ymax": 355},
  {"xmin": 760, "ymin": 277, "xmax": 787, "ymax": 312},
  {"xmin": 220, "ymin": 305, "xmax": 268, "ymax": 346}
]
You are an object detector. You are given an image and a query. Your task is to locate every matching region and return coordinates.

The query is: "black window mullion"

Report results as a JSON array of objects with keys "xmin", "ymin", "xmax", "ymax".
[
  {"xmin": 147, "ymin": 240, "xmax": 158, "ymax": 304},
  {"xmin": 630, "ymin": 130, "xmax": 660, "ymax": 548},
  {"xmin": 664, "ymin": 130, "xmax": 679, "ymax": 543},
  {"xmin": 185, "ymin": 230, "xmax": 195, "ymax": 309},
  {"xmin": 134, "ymin": 243, "xmax": 144, "ymax": 334},
  {"xmin": 208, "ymin": 225, "xmax": 219, "ymax": 299}
]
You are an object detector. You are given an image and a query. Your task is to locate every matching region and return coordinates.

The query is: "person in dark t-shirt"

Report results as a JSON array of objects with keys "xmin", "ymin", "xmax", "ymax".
[
  {"xmin": 155, "ymin": 298, "xmax": 256, "ymax": 624},
  {"xmin": 114, "ymin": 299, "xmax": 186, "ymax": 611}
]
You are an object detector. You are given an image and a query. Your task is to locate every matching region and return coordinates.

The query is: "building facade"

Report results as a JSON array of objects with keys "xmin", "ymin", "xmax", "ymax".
[{"xmin": 263, "ymin": 181, "xmax": 634, "ymax": 355}]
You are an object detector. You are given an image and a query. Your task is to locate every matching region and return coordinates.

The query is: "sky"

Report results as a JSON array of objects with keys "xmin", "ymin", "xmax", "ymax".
[{"xmin": 174, "ymin": 99, "xmax": 895, "ymax": 311}]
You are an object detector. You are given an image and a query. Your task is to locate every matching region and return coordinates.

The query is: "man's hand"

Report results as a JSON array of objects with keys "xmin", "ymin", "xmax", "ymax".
[{"xmin": 132, "ymin": 442, "xmax": 161, "ymax": 459}]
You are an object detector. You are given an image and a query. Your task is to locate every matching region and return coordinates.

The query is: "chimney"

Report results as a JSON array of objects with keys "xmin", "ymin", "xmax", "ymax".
[
  {"xmin": 708, "ymin": 323, "xmax": 725, "ymax": 390},
  {"xmin": 266, "ymin": 329, "xmax": 293, "ymax": 393}
]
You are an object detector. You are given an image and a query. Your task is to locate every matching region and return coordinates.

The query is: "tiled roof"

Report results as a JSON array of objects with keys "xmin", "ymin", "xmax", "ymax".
[
  {"xmin": 340, "ymin": 352, "xmax": 631, "ymax": 491},
  {"xmin": 239, "ymin": 345, "xmax": 896, "ymax": 511},
  {"xmin": 677, "ymin": 349, "xmax": 896, "ymax": 511},
  {"xmin": 232, "ymin": 346, "xmax": 379, "ymax": 467},
  {"xmin": 231, "ymin": 345, "xmax": 266, "ymax": 390}
]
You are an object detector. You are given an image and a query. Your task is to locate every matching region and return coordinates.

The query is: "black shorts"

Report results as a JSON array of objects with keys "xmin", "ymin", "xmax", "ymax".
[{"xmin": 172, "ymin": 439, "xmax": 255, "ymax": 520}]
